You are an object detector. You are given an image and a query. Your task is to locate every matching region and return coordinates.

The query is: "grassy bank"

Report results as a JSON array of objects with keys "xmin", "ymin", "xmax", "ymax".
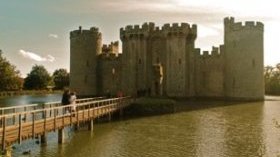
[{"xmin": 124, "ymin": 97, "xmax": 177, "ymax": 116}]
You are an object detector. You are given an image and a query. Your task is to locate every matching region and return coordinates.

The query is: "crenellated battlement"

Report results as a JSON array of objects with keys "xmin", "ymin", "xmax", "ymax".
[
  {"xmin": 224, "ymin": 17, "xmax": 264, "ymax": 32},
  {"xmin": 120, "ymin": 22, "xmax": 197, "ymax": 40},
  {"xmin": 120, "ymin": 22, "xmax": 155, "ymax": 32},
  {"xmin": 196, "ymin": 45, "xmax": 224, "ymax": 58},
  {"xmin": 224, "ymin": 17, "xmax": 235, "ymax": 25},
  {"xmin": 120, "ymin": 23, "xmax": 153, "ymax": 40},
  {"xmin": 102, "ymin": 41, "xmax": 119, "ymax": 54},
  {"xmin": 99, "ymin": 52, "xmax": 119, "ymax": 59},
  {"xmin": 203, "ymin": 51, "xmax": 210, "ymax": 56},
  {"xmin": 70, "ymin": 26, "xmax": 101, "ymax": 39},
  {"xmin": 162, "ymin": 23, "xmax": 190, "ymax": 31},
  {"xmin": 161, "ymin": 23, "xmax": 197, "ymax": 38}
]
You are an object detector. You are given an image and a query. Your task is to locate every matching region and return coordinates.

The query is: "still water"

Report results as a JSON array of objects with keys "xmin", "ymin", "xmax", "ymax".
[{"xmin": 1, "ymin": 95, "xmax": 280, "ymax": 157}]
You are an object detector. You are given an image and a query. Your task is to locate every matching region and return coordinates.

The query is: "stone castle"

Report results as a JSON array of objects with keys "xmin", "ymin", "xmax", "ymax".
[{"xmin": 70, "ymin": 17, "xmax": 264, "ymax": 100}]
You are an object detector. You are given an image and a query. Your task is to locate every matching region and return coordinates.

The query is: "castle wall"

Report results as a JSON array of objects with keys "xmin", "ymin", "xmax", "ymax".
[
  {"xmin": 70, "ymin": 17, "xmax": 264, "ymax": 100},
  {"xmin": 70, "ymin": 27, "xmax": 101, "ymax": 96},
  {"xmin": 161, "ymin": 23, "xmax": 197, "ymax": 97},
  {"xmin": 224, "ymin": 17, "xmax": 264, "ymax": 100},
  {"xmin": 97, "ymin": 54, "xmax": 122, "ymax": 96},
  {"xmin": 136, "ymin": 36, "xmax": 148, "ymax": 92},
  {"xmin": 149, "ymin": 34, "xmax": 166, "ymax": 95},
  {"xmin": 165, "ymin": 34, "xmax": 187, "ymax": 97},
  {"xmin": 195, "ymin": 46, "xmax": 225, "ymax": 97},
  {"xmin": 120, "ymin": 23, "xmax": 154, "ymax": 96},
  {"xmin": 148, "ymin": 30, "xmax": 187, "ymax": 97}
]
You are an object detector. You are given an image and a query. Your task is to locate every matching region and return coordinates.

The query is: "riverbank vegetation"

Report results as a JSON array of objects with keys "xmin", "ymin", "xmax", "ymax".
[
  {"xmin": 0, "ymin": 90, "xmax": 62, "ymax": 98},
  {"xmin": 0, "ymin": 50, "xmax": 69, "ymax": 92},
  {"xmin": 1, "ymin": 49, "xmax": 280, "ymax": 95},
  {"xmin": 0, "ymin": 51, "xmax": 23, "ymax": 91},
  {"xmin": 125, "ymin": 97, "xmax": 176, "ymax": 116},
  {"xmin": 264, "ymin": 64, "xmax": 280, "ymax": 95}
]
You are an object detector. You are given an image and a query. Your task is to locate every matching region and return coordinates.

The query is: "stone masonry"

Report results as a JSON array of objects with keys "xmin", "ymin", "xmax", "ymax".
[{"xmin": 70, "ymin": 17, "xmax": 264, "ymax": 100}]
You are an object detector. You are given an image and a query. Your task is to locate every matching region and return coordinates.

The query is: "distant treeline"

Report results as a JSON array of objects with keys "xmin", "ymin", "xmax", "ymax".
[
  {"xmin": 1, "ymin": 49, "xmax": 280, "ymax": 95},
  {"xmin": 264, "ymin": 64, "xmax": 280, "ymax": 95},
  {"xmin": 0, "ymin": 50, "xmax": 69, "ymax": 92}
]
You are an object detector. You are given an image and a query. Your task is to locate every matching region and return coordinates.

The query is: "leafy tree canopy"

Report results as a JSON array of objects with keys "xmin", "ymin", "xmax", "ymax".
[
  {"xmin": 264, "ymin": 64, "xmax": 280, "ymax": 95},
  {"xmin": 52, "ymin": 68, "xmax": 69, "ymax": 90},
  {"xmin": 0, "ymin": 50, "xmax": 23, "ymax": 91},
  {"xmin": 24, "ymin": 65, "xmax": 51, "ymax": 90}
]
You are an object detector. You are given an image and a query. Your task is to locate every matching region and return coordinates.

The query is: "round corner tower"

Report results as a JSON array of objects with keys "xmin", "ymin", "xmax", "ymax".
[
  {"xmin": 224, "ymin": 17, "xmax": 264, "ymax": 100},
  {"xmin": 70, "ymin": 26, "xmax": 102, "ymax": 96}
]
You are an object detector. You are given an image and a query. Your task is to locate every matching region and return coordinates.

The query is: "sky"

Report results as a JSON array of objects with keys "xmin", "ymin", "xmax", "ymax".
[{"xmin": 0, "ymin": 0, "xmax": 279, "ymax": 77}]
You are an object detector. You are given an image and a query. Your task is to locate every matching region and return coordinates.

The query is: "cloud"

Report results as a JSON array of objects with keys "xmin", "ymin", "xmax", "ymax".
[
  {"xmin": 48, "ymin": 34, "xmax": 58, "ymax": 38},
  {"xmin": 100, "ymin": 0, "xmax": 227, "ymax": 16},
  {"xmin": 19, "ymin": 49, "xmax": 55, "ymax": 62},
  {"xmin": 197, "ymin": 25, "xmax": 221, "ymax": 38}
]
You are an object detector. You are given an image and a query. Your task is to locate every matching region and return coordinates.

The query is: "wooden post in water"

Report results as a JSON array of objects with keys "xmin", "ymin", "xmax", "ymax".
[
  {"xmin": 119, "ymin": 108, "xmax": 124, "ymax": 118},
  {"xmin": 32, "ymin": 113, "xmax": 35, "ymax": 139},
  {"xmin": 18, "ymin": 114, "xmax": 22, "ymax": 144},
  {"xmin": 24, "ymin": 107, "xmax": 27, "ymax": 122},
  {"xmin": 88, "ymin": 119, "xmax": 94, "ymax": 131},
  {"xmin": 120, "ymin": 99, "xmax": 124, "ymax": 118},
  {"xmin": 41, "ymin": 109, "xmax": 47, "ymax": 145},
  {"xmin": 0, "ymin": 109, "xmax": 3, "ymax": 127},
  {"xmin": 2, "ymin": 117, "xmax": 6, "ymax": 153},
  {"xmin": 54, "ymin": 108, "xmax": 57, "ymax": 131},
  {"xmin": 58, "ymin": 128, "xmax": 64, "ymax": 144},
  {"xmin": 97, "ymin": 102, "xmax": 100, "ymax": 122},
  {"xmin": 13, "ymin": 108, "xmax": 16, "ymax": 125},
  {"xmin": 75, "ymin": 107, "xmax": 79, "ymax": 131},
  {"xmin": 40, "ymin": 134, "xmax": 47, "ymax": 145},
  {"xmin": 108, "ymin": 108, "xmax": 112, "ymax": 122}
]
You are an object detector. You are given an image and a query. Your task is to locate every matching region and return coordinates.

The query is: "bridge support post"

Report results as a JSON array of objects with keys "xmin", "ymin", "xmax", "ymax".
[
  {"xmin": 74, "ymin": 124, "xmax": 79, "ymax": 131},
  {"xmin": 88, "ymin": 119, "xmax": 94, "ymax": 131},
  {"xmin": 119, "ymin": 108, "xmax": 123, "ymax": 118},
  {"xmin": 58, "ymin": 128, "xmax": 64, "ymax": 144},
  {"xmin": 108, "ymin": 113, "xmax": 111, "ymax": 121},
  {"xmin": 1, "ymin": 145, "xmax": 11, "ymax": 156},
  {"xmin": 40, "ymin": 133, "xmax": 47, "ymax": 145}
]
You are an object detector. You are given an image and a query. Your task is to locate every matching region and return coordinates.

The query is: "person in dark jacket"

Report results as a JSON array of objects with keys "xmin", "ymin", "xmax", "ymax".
[
  {"xmin": 61, "ymin": 89, "xmax": 70, "ymax": 114},
  {"xmin": 62, "ymin": 89, "xmax": 70, "ymax": 105}
]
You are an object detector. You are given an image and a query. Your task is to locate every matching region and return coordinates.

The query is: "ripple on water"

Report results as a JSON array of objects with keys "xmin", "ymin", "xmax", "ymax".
[{"xmin": 7, "ymin": 98, "xmax": 280, "ymax": 157}]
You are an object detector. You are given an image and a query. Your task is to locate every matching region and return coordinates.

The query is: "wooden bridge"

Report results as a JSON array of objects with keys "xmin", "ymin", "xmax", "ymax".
[{"xmin": 0, "ymin": 96, "xmax": 133, "ymax": 152}]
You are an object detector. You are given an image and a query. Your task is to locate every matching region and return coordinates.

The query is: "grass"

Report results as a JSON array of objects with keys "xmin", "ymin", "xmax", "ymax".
[{"xmin": 125, "ymin": 97, "xmax": 177, "ymax": 116}]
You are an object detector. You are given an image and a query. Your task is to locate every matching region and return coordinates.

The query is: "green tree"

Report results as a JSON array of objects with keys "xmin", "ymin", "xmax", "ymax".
[
  {"xmin": 264, "ymin": 64, "xmax": 280, "ymax": 94},
  {"xmin": 0, "ymin": 50, "xmax": 23, "ymax": 91},
  {"xmin": 24, "ymin": 65, "xmax": 52, "ymax": 90},
  {"xmin": 52, "ymin": 68, "xmax": 69, "ymax": 89}
]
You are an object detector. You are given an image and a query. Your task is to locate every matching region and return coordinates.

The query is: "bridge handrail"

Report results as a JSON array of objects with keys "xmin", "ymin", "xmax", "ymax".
[
  {"xmin": 0, "ymin": 96, "xmax": 134, "ymax": 150},
  {"xmin": 0, "ymin": 96, "xmax": 132, "ymax": 119},
  {"xmin": 0, "ymin": 97, "xmax": 105, "ymax": 115},
  {"xmin": 42, "ymin": 97, "xmax": 104, "ymax": 105},
  {"xmin": 0, "ymin": 104, "xmax": 38, "ymax": 110}
]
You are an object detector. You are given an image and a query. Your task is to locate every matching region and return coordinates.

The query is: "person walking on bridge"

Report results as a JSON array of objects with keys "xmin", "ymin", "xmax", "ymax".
[
  {"xmin": 61, "ymin": 89, "xmax": 70, "ymax": 114},
  {"xmin": 69, "ymin": 92, "xmax": 77, "ymax": 112}
]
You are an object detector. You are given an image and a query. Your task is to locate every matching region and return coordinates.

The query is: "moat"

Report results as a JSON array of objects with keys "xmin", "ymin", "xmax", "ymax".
[{"xmin": 1, "ymin": 95, "xmax": 280, "ymax": 157}]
